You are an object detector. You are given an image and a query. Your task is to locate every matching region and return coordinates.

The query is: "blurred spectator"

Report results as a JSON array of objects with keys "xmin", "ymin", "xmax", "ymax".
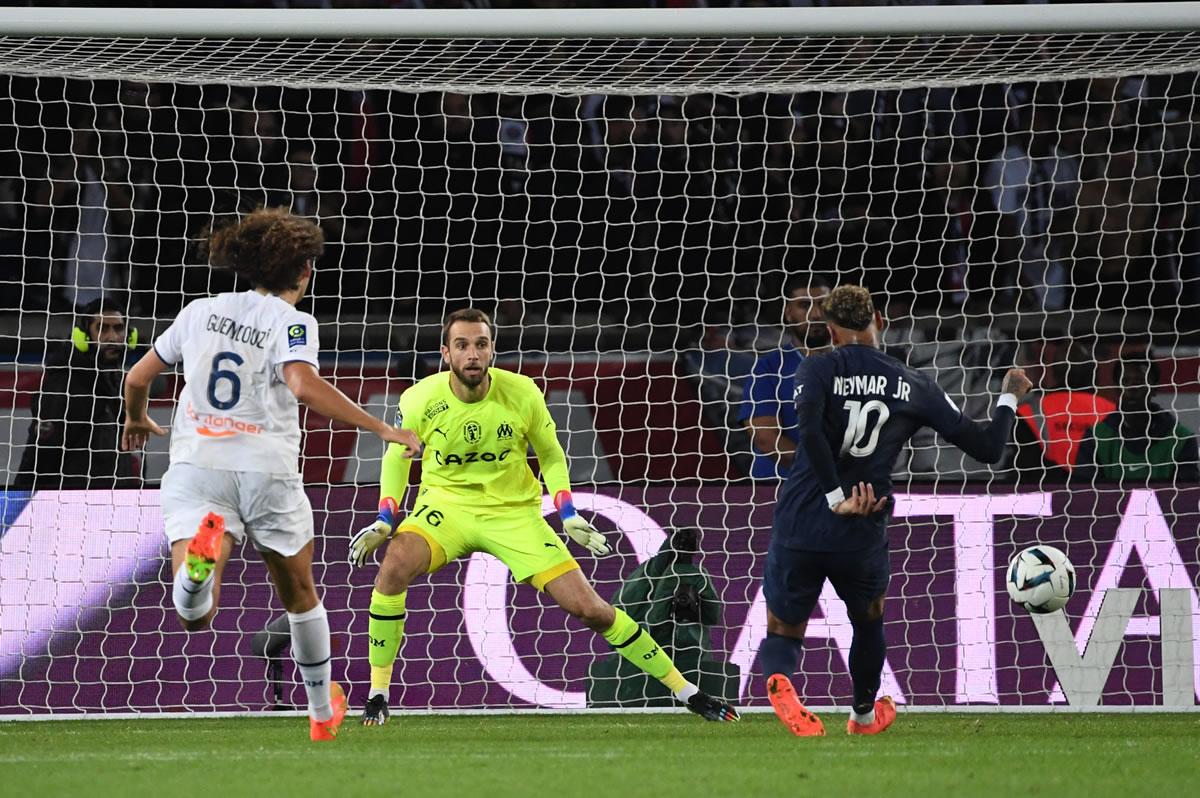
[
  {"xmin": 61, "ymin": 127, "xmax": 133, "ymax": 308},
  {"xmin": 910, "ymin": 157, "xmax": 993, "ymax": 311},
  {"xmin": 0, "ymin": 172, "xmax": 47, "ymax": 312},
  {"xmin": 1076, "ymin": 354, "xmax": 1199, "ymax": 483},
  {"xmin": 983, "ymin": 103, "xmax": 1081, "ymax": 310},
  {"xmin": 283, "ymin": 144, "xmax": 348, "ymax": 243},
  {"xmin": 14, "ymin": 298, "xmax": 140, "ymax": 489},
  {"xmin": 1007, "ymin": 338, "xmax": 1115, "ymax": 482},
  {"xmin": 1, "ymin": 65, "xmax": 1198, "ymax": 418},
  {"xmin": 230, "ymin": 97, "xmax": 288, "ymax": 203},
  {"xmin": 737, "ymin": 276, "xmax": 830, "ymax": 479},
  {"xmin": 1066, "ymin": 133, "xmax": 1160, "ymax": 312},
  {"xmin": 801, "ymin": 91, "xmax": 897, "ymax": 283}
]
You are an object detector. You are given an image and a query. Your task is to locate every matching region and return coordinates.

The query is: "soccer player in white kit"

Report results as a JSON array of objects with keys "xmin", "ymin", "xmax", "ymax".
[{"xmin": 121, "ymin": 208, "xmax": 420, "ymax": 741}]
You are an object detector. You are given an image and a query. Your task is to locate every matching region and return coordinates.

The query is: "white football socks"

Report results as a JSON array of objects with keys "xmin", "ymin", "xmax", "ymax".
[
  {"xmin": 851, "ymin": 708, "xmax": 876, "ymax": 726},
  {"xmin": 289, "ymin": 603, "xmax": 333, "ymax": 722},
  {"xmin": 674, "ymin": 682, "xmax": 700, "ymax": 703},
  {"xmin": 172, "ymin": 565, "xmax": 214, "ymax": 621}
]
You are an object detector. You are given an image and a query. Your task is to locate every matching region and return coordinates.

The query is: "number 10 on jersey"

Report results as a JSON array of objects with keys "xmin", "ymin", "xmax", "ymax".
[{"xmin": 841, "ymin": 399, "xmax": 890, "ymax": 457}]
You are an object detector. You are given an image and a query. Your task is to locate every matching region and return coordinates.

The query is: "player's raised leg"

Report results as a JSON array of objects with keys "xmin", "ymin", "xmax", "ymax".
[
  {"xmin": 543, "ymin": 569, "xmax": 739, "ymax": 722},
  {"xmin": 168, "ymin": 513, "xmax": 236, "ymax": 631},
  {"xmin": 361, "ymin": 530, "xmax": 433, "ymax": 725},
  {"xmin": 261, "ymin": 541, "xmax": 347, "ymax": 742}
]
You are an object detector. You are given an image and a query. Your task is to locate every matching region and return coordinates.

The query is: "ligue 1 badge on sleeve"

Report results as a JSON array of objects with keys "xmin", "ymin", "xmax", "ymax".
[{"xmin": 287, "ymin": 324, "xmax": 307, "ymax": 349}]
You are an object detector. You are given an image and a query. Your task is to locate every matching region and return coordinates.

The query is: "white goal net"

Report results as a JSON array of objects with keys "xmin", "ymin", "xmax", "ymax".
[{"xmin": 1, "ymin": 5, "xmax": 1198, "ymax": 716}]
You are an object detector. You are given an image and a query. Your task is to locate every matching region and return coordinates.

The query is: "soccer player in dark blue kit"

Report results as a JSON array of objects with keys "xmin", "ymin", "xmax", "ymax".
[{"xmin": 757, "ymin": 285, "xmax": 1032, "ymax": 736}]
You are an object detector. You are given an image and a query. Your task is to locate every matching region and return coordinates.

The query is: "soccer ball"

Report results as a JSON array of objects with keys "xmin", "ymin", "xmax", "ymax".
[{"xmin": 1006, "ymin": 544, "xmax": 1076, "ymax": 614}]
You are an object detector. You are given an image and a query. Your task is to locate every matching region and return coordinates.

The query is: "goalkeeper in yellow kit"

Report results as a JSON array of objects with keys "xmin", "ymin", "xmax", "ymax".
[{"xmin": 350, "ymin": 308, "xmax": 740, "ymax": 725}]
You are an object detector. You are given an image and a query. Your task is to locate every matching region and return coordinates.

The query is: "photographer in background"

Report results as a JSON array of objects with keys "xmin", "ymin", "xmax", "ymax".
[
  {"xmin": 1075, "ymin": 354, "xmax": 1199, "ymax": 484},
  {"xmin": 610, "ymin": 527, "xmax": 722, "ymax": 648},
  {"xmin": 588, "ymin": 527, "xmax": 739, "ymax": 708},
  {"xmin": 14, "ymin": 297, "xmax": 140, "ymax": 489}
]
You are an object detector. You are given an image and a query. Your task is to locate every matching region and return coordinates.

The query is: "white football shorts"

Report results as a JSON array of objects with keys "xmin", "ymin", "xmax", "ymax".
[{"xmin": 160, "ymin": 462, "xmax": 314, "ymax": 557}]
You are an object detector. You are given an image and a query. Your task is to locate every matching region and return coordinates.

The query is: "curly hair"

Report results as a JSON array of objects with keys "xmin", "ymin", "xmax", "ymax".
[
  {"xmin": 821, "ymin": 284, "xmax": 876, "ymax": 331},
  {"xmin": 203, "ymin": 207, "xmax": 324, "ymax": 293}
]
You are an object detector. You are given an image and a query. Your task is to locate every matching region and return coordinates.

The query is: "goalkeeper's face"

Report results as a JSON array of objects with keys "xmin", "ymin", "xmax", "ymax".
[{"xmin": 442, "ymin": 321, "xmax": 493, "ymax": 389}]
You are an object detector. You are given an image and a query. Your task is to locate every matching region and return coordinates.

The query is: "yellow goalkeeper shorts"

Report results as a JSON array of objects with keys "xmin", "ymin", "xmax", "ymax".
[{"xmin": 395, "ymin": 487, "xmax": 579, "ymax": 591}]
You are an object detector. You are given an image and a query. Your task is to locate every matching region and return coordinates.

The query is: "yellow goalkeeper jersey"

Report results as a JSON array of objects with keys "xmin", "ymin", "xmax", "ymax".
[{"xmin": 379, "ymin": 367, "xmax": 571, "ymax": 508}]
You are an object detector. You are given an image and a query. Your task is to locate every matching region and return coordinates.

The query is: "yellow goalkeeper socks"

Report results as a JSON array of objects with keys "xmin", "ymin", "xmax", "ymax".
[
  {"xmin": 367, "ymin": 589, "xmax": 407, "ymax": 699},
  {"xmin": 602, "ymin": 608, "xmax": 688, "ymax": 693}
]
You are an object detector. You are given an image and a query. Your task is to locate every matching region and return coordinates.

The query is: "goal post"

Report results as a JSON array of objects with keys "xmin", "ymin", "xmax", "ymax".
[
  {"xmin": 5, "ymin": 3, "xmax": 1200, "ymax": 38},
  {"xmin": 1, "ymin": 4, "xmax": 1198, "ymax": 717},
  {"xmin": 4, "ymin": 4, "xmax": 1200, "ymax": 93}
]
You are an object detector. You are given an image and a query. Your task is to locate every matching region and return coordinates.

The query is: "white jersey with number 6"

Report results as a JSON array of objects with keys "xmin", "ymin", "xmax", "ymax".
[{"xmin": 153, "ymin": 290, "xmax": 320, "ymax": 475}]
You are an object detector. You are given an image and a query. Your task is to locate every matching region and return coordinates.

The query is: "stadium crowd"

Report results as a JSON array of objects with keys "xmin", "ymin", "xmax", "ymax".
[{"xmin": 2, "ymin": 69, "xmax": 1198, "ymax": 334}]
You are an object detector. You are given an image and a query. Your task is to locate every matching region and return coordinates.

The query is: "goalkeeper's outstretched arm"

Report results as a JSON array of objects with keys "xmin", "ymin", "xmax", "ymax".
[
  {"xmin": 349, "ymin": 407, "xmax": 417, "ymax": 567},
  {"xmin": 527, "ymin": 395, "xmax": 610, "ymax": 556},
  {"xmin": 380, "ymin": 440, "xmax": 415, "ymax": 507}
]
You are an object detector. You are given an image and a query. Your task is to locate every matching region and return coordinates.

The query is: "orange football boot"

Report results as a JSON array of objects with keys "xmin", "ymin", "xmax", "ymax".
[
  {"xmin": 766, "ymin": 674, "xmax": 825, "ymax": 737},
  {"xmin": 310, "ymin": 681, "xmax": 348, "ymax": 742},
  {"xmin": 846, "ymin": 696, "xmax": 897, "ymax": 735},
  {"xmin": 185, "ymin": 512, "xmax": 226, "ymax": 583}
]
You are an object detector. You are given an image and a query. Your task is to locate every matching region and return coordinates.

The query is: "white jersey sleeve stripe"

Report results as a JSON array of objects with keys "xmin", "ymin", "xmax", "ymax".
[{"xmin": 152, "ymin": 340, "xmax": 177, "ymax": 365}]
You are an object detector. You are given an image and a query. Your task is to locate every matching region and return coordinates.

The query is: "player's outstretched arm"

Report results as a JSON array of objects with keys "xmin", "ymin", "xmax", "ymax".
[
  {"xmin": 931, "ymin": 368, "xmax": 1032, "ymax": 464},
  {"xmin": 282, "ymin": 362, "xmax": 420, "ymax": 454},
  {"xmin": 540, "ymin": 456, "xmax": 610, "ymax": 555},
  {"xmin": 349, "ymin": 443, "xmax": 415, "ymax": 566},
  {"xmin": 526, "ymin": 386, "xmax": 610, "ymax": 555},
  {"xmin": 121, "ymin": 349, "xmax": 168, "ymax": 451},
  {"xmin": 552, "ymin": 490, "xmax": 611, "ymax": 555}
]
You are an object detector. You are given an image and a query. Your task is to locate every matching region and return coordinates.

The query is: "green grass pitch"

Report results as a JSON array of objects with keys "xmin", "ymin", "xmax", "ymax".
[{"xmin": 2, "ymin": 713, "xmax": 1197, "ymax": 798}]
